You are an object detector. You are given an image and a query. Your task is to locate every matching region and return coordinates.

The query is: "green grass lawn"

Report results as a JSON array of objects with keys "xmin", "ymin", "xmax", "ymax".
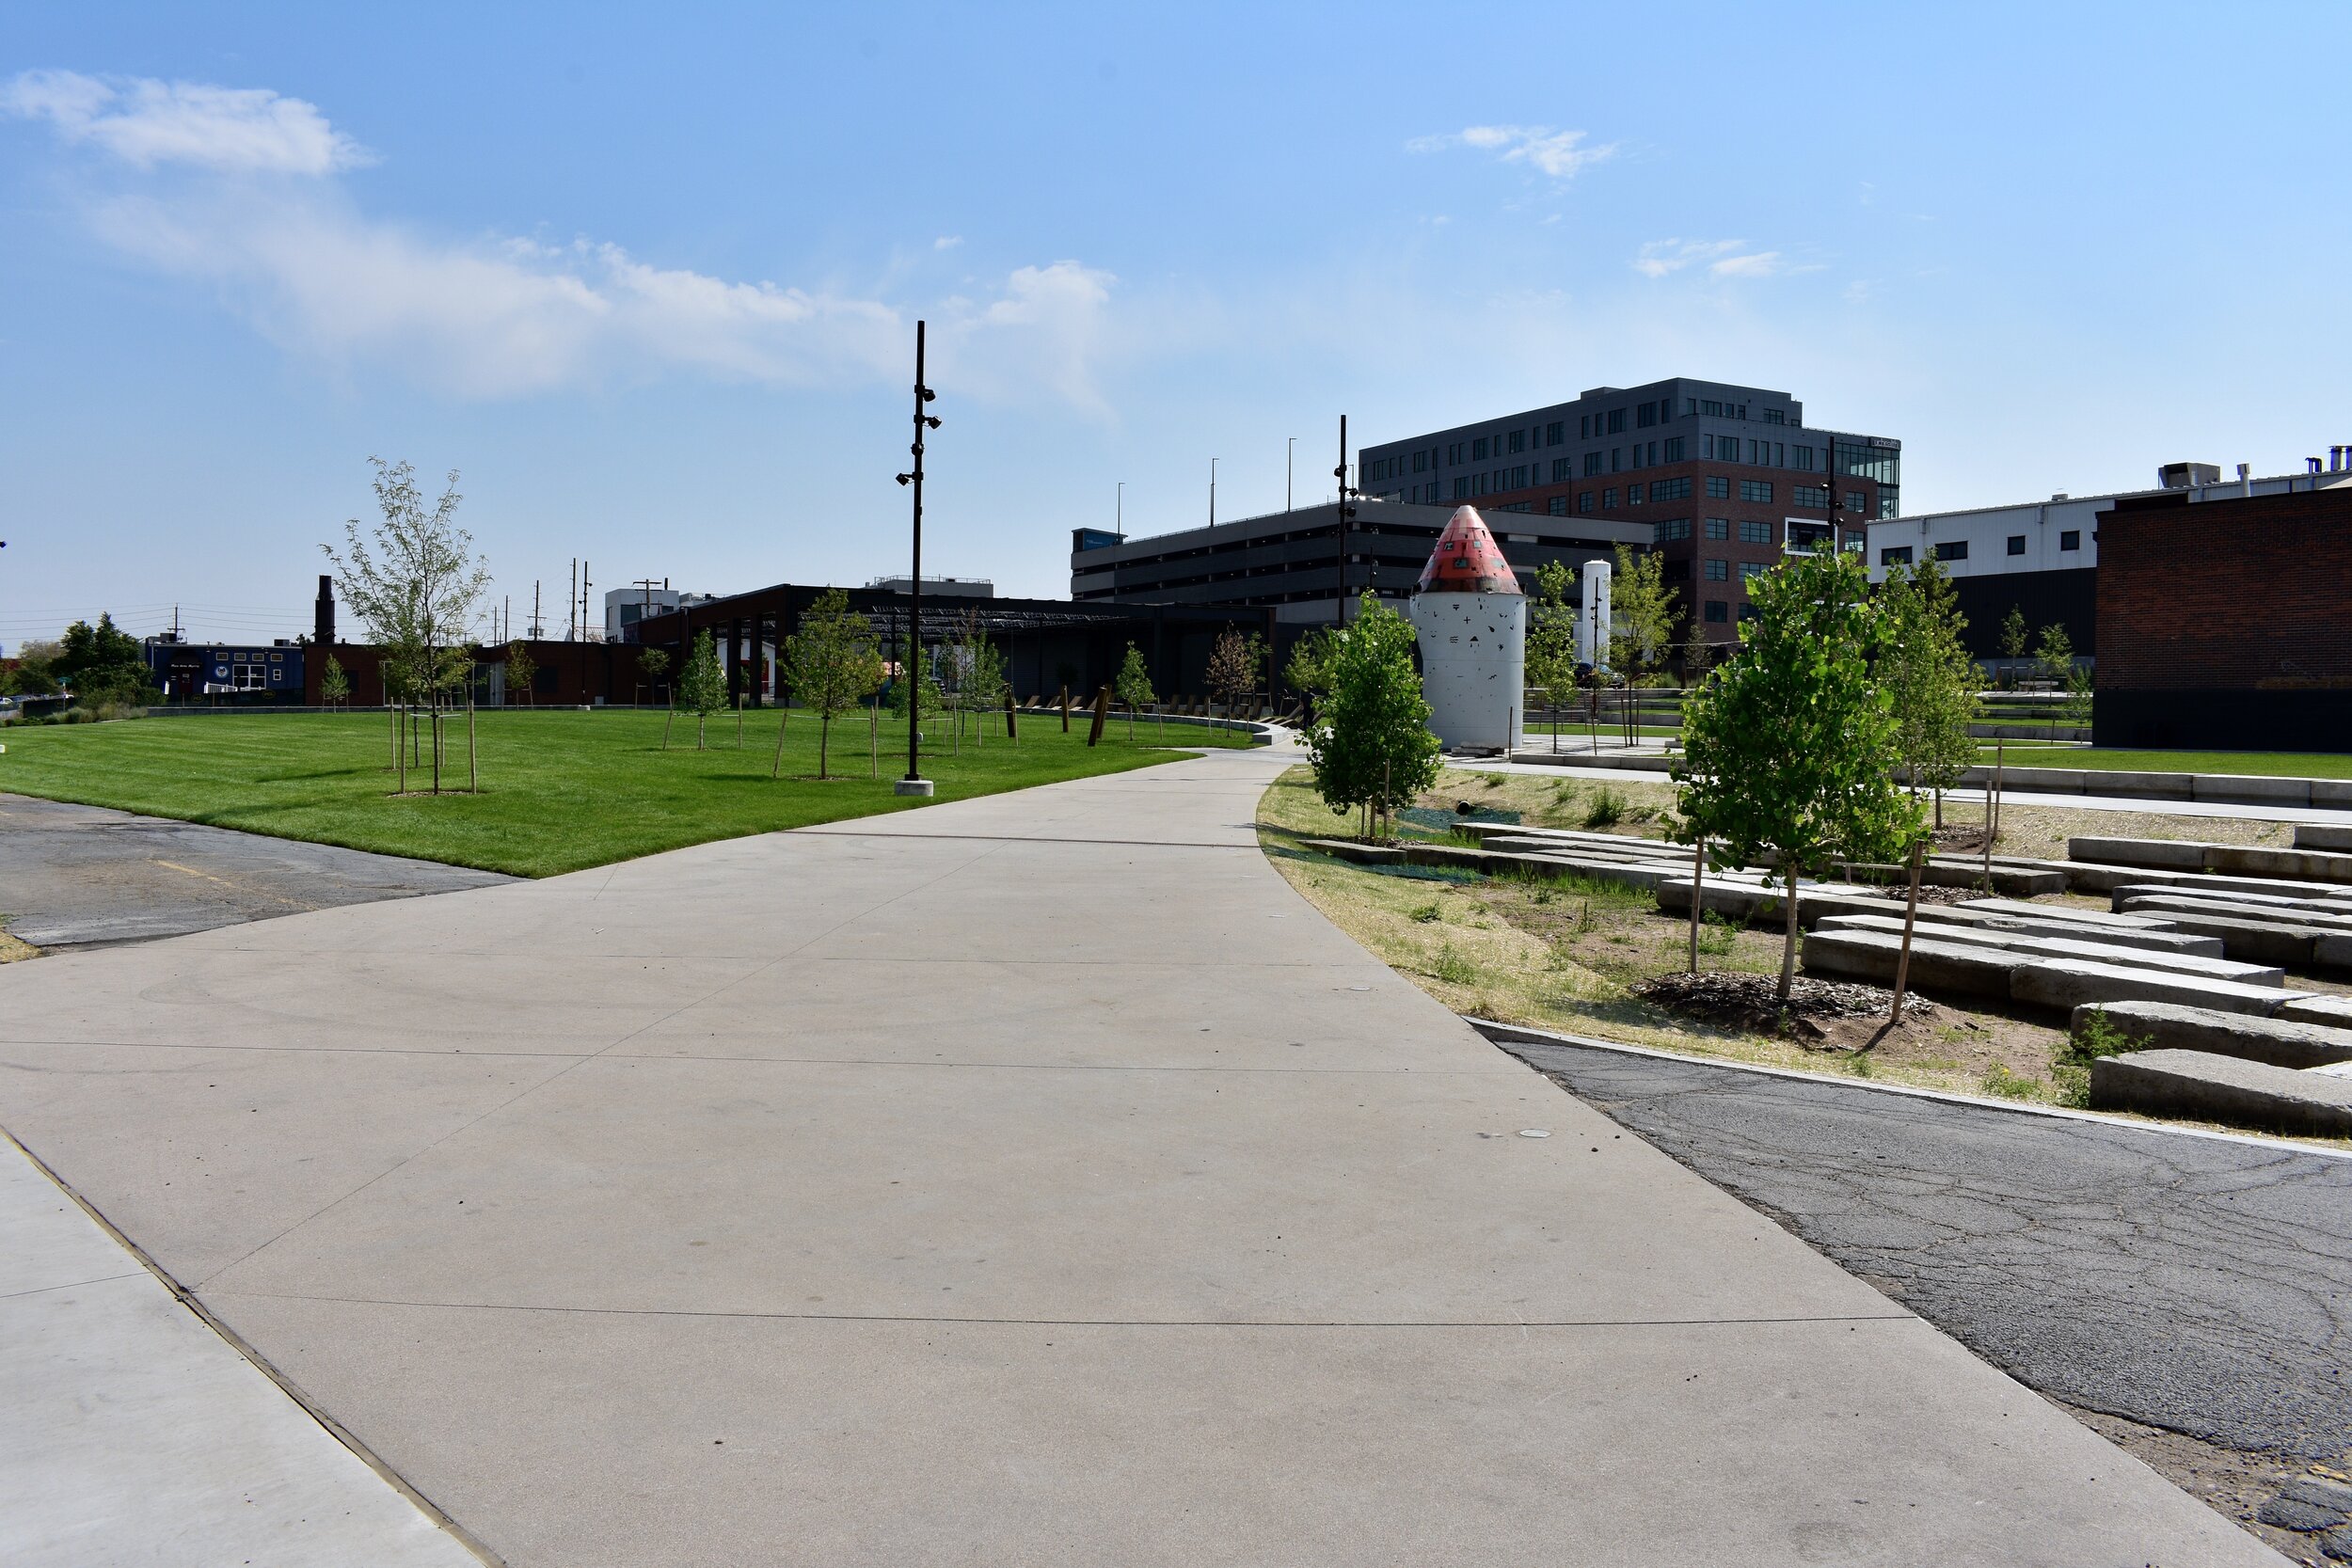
[
  {"xmin": 0, "ymin": 707, "xmax": 1230, "ymax": 876},
  {"xmin": 1976, "ymin": 745, "xmax": 2352, "ymax": 778}
]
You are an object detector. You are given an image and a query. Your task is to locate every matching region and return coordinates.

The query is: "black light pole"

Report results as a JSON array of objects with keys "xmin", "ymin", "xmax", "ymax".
[
  {"xmin": 894, "ymin": 321, "xmax": 941, "ymax": 797},
  {"xmin": 1334, "ymin": 415, "xmax": 1356, "ymax": 626}
]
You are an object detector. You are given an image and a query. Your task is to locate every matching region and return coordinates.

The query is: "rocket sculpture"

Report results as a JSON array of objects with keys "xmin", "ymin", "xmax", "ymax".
[{"xmin": 1407, "ymin": 506, "xmax": 1527, "ymax": 752}]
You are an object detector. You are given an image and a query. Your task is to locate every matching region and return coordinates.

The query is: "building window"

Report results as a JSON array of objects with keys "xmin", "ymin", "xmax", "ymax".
[
  {"xmin": 1625, "ymin": 483, "xmax": 1645, "ymax": 505},
  {"xmin": 1637, "ymin": 401, "xmax": 1657, "ymax": 428},
  {"xmin": 1764, "ymin": 408, "xmax": 1786, "ymax": 425},
  {"xmin": 1606, "ymin": 408, "xmax": 1627, "ymax": 435},
  {"xmin": 1703, "ymin": 558, "xmax": 1729, "ymax": 581},
  {"xmin": 2006, "ymin": 534, "xmax": 2026, "ymax": 556},
  {"xmin": 1584, "ymin": 451, "xmax": 1604, "ymax": 477},
  {"xmin": 1551, "ymin": 457, "xmax": 1571, "ymax": 482},
  {"xmin": 1739, "ymin": 561, "xmax": 1767, "ymax": 580},
  {"xmin": 1611, "ymin": 447, "xmax": 1622, "ymax": 473},
  {"xmin": 1578, "ymin": 491, "xmax": 1595, "ymax": 514},
  {"xmin": 1662, "ymin": 559, "xmax": 1690, "ymax": 581},
  {"xmin": 1843, "ymin": 491, "xmax": 1867, "ymax": 513},
  {"xmin": 1792, "ymin": 484, "xmax": 1830, "ymax": 509},
  {"xmin": 1793, "ymin": 446, "xmax": 1817, "ymax": 471},
  {"xmin": 1412, "ymin": 451, "xmax": 1426, "ymax": 473},
  {"xmin": 1580, "ymin": 415, "xmax": 1592, "ymax": 438},
  {"xmin": 1548, "ymin": 496, "xmax": 1567, "ymax": 515},
  {"xmin": 1655, "ymin": 517, "xmax": 1691, "ymax": 543},
  {"xmin": 1662, "ymin": 436, "xmax": 1685, "ymax": 462},
  {"xmin": 1739, "ymin": 603, "xmax": 1761, "ymax": 621},
  {"xmin": 1740, "ymin": 519, "xmax": 1773, "ymax": 545},
  {"xmin": 1602, "ymin": 487, "xmax": 1619, "ymax": 509},
  {"xmin": 1547, "ymin": 420, "xmax": 1564, "ymax": 446},
  {"xmin": 1933, "ymin": 540, "xmax": 1968, "ymax": 562},
  {"xmin": 1471, "ymin": 437, "xmax": 1488, "ymax": 461},
  {"xmin": 1453, "ymin": 478, "xmax": 1470, "ymax": 499},
  {"xmin": 2059, "ymin": 530, "xmax": 2081, "ymax": 551},
  {"xmin": 1740, "ymin": 480, "xmax": 1772, "ymax": 504},
  {"xmin": 1880, "ymin": 546, "xmax": 1913, "ymax": 567},
  {"xmin": 1704, "ymin": 517, "xmax": 1729, "ymax": 540},
  {"xmin": 1704, "ymin": 475, "xmax": 1729, "ymax": 499},
  {"xmin": 1508, "ymin": 430, "xmax": 1524, "ymax": 454},
  {"xmin": 1704, "ymin": 599, "xmax": 1729, "ymax": 623},
  {"xmin": 1649, "ymin": 475, "xmax": 1691, "ymax": 501}
]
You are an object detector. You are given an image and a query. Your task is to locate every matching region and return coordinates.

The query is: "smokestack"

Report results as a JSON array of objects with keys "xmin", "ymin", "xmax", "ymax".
[
  {"xmin": 2237, "ymin": 462, "xmax": 2252, "ymax": 499},
  {"xmin": 314, "ymin": 574, "xmax": 335, "ymax": 646}
]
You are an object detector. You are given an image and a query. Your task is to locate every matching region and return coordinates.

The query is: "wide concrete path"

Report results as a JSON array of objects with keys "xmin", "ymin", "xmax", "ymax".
[{"xmin": 0, "ymin": 747, "xmax": 2281, "ymax": 1565}]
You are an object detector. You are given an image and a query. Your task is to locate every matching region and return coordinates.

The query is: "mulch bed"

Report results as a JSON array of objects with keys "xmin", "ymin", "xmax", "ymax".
[{"xmin": 1633, "ymin": 970, "xmax": 1935, "ymax": 1047}]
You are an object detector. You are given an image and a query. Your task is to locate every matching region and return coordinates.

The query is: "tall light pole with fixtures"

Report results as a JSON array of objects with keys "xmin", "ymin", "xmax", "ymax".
[
  {"xmin": 1334, "ymin": 416, "xmax": 1357, "ymax": 626},
  {"xmin": 1286, "ymin": 437, "xmax": 1295, "ymax": 514},
  {"xmin": 893, "ymin": 320, "xmax": 941, "ymax": 797},
  {"xmin": 1209, "ymin": 457, "xmax": 1218, "ymax": 531},
  {"xmin": 1116, "ymin": 481, "xmax": 1124, "ymax": 541}
]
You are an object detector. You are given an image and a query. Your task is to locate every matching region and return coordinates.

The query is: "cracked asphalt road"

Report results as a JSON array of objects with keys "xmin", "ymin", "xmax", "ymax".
[
  {"xmin": 0, "ymin": 793, "xmax": 511, "ymax": 949},
  {"xmin": 1495, "ymin": 1033, "xmax": 2352, "ymax": 1463}
]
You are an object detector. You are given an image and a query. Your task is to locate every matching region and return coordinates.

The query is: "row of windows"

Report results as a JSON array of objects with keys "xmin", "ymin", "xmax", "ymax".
[
  {"xmin": 1879, "ymin": 530, "xmax": 2082, "ymax": 569},
  {"xmin": 1701, "ymin": 601, "xmax": 1763, "ymax": 624},
  {"xmin": 1703, "ymin": 435, "xmax": 1821, "ymax": 471}
]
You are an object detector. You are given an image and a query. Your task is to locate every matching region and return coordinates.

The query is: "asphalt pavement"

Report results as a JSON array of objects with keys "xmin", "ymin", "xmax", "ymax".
[
  {"xmin": 1494, "ymin": 1032, "xmax": 2352, "ymax": 1461},
  {"xmin": 0, "ymin": 793, "xmax": 510, "ymax": 949}
]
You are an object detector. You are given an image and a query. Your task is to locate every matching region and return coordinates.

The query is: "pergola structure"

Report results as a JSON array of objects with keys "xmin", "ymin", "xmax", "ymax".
[{"xmin": 632, "ymin": 583, "xmax": 1280, "ymax": 708}]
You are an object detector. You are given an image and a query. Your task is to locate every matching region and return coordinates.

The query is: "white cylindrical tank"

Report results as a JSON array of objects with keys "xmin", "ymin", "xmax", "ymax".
[
  {"xmin": 1408, "ymin": 506, "xmax": 1527, "ymax": 752},
  {"xmin": 1577, "ymin": 557, "xmax": 1613, "ymax": 673}
]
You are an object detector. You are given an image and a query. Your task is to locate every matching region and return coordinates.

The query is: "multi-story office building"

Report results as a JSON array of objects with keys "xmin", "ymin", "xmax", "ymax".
[
  {"xmin": 1068, "ymin": 499, "xmax": 1647, "ymax": 623},
  {"xmin": 1356, "ymin": 378, "xmax": 1900, "ymax": 641}
]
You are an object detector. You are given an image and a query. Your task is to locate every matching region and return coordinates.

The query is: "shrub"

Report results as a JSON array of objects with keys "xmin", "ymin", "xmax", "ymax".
[
  {"xmin": 1979, "ymin": 1063, "xmax": 2043, "ymax": 1101},
  {"xmin": 1581, "ymin": 786, "xmax": 1627, "ymax": 829},
  {"xmin": 1429, "ymin": 942, "xmax": 1477, "ymax": 986},
  {"xmin": 2050, "ymin": 1007, "xmax": 2149, "ymax": 1107},
  {"xmin": 1410, "ymin": 902, "xmax": 1442, "ymax": 924}
]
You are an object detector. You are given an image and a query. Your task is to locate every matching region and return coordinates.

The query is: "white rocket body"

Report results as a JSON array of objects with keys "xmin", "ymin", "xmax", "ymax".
[
  {"xmin": 1411, "ymin": 593, "xmax": 1527, "ymax": 752},
  {"xmin": 1577, "ymin": 558, "xmax": 1613, "ymax": 672}
]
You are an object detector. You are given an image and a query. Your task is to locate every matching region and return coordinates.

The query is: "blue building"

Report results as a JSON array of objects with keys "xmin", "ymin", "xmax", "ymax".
[{"xmin": 142, "ymin": 637, "xmax": 305, "ymax": 700}]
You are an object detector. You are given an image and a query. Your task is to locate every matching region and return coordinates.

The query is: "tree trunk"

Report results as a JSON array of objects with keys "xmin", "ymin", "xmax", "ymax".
[
  {"xmin": 737, "ymin": 696, "xmax": 745, "ymax": 749},
  {"xmin": 467, "ymin": 695, "xmax": 477, "ymax": 793},
  {"xmin": 1687, "ymin": 835, "xmax": 1705, "ymax": 974},
  {"xmin": 771, "ymin": 704, "xmax": 789, "ymax": 779},
  {"xmin": 1886, "ymin": 836, "xmax": 1924, "ymax": 1030},
  {"xmin": 395, "ymin": 705, "xmax": 406, "ymax": 794},
  {"xmin": 662, "ymin": 709, "xmax": 674, "ymax": 751},
  {"xmin": 1777, "ymin": 863, "xmax": 1800, "ymax": 1001},
  {"xmin": 696, "ymin": 713, "xmax": 707, "ymax": 751},
  {"xmin": 869, "ymin": 698, "xmax": 879, "ymax": 778},
  {"xmin": 818, "ymin": 713, "xmax": 831, "ymax": 779}
]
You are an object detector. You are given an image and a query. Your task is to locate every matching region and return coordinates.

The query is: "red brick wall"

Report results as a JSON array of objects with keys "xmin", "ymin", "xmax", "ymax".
[{"xmin": 2096, "ymin": 487, "xmax": 2352, "ymax": 692}]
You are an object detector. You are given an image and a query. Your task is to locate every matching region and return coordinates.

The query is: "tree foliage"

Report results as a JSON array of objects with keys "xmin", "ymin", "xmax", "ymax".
[
  {"xmin": 1522, "ymin": 560, "xmax": 1581, "ymax": 736},
  {"xmin": 1998, "ymin": 605, "xmax": 2030, "ymax": 662},
  {"xmin": 4, "ymin": 638, "xmax": 63, "ymax": 698},
  {"xmin": 1306, "ymin": 594, "xmax": 1441, "ymax": 840},
  {"xmin": 1114, "ymin": 641, "xmax": 1155, "ymax": 740},
  {"xmin": 638, "ymin": 646, "xmax": 670, "ymax": 702},
  {"xmin": 1282, "ymin": 626, "xmax": 1339, "ymax": 717},
  {"xmin": 1607, "ymin": 544, "xmax": 1681, "ymax": 685},
  {"xmin": 1877, "ymin": 560, "xmax": 1979, "ymax": 800},
  {"xmin": 50, "ymin": 615, "xmax": 152, "ymax": 705},
  {"xmin": 676, "ymin": 628, "xmax": 728, "ymax": 750},
  {"xmin": 1674, "ymin": 551, "xmax": 1921, "ymax": 998},
  {"xmin": 780, "ymin": 588, "xmax": 883, "ymax": 778},
  {"xmin": 501, "ymin": 641, "xmax": 535, "ymax": 706},
  {"xmin": 320, "ymin": 654, "xmax": 352, "ymax": 708},
  {"xmin": 1205, "ymin": 626, "xmax": 1264, "ymax": 719}
]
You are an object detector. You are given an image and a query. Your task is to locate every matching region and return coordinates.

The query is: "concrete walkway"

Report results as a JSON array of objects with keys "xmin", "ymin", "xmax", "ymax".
[{"xmin": 0, "ymin": 748, "xmax": 2283, "ymax": 1565}]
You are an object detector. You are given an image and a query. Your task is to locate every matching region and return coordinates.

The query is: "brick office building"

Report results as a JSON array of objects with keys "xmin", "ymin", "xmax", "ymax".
[
  {"xmin": 2094, "ymin": 483, "xmax": 2352, "ymax": 750},
  {"xmin": 1356, "ymin": 378, "xmax": 1899, "ymax": 643}
]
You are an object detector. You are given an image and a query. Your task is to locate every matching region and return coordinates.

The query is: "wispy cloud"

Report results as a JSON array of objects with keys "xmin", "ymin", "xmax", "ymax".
[
  {"xmin": 3, "ymin": 69, "xmax": 368, "ymax": 174},
  {"xmin": 1632, "ymin": 238, "xmax": 1785, "ymax": 279},
  {"xmin": 5, "ymin": 70, "xmax": 1117, "ymax": 406},
  {"xmin": 1407, "ymin": 124, "xmax": 1613, "ymax": 180},
  {"xmin": 933, "ymin": 234, "xmax": 961, "ymax": 250}
]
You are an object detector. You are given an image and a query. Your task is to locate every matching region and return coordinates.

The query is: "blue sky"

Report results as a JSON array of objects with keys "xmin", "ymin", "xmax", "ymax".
[{"xmin": 3, "ymin": 1, "xmax": 2347, "ymax": 650}]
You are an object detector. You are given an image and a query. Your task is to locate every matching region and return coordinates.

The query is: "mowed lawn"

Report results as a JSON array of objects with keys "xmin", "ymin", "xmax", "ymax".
[
  {"xmin": 0, "ymin": 708, "xmax": 1226, "ymax": 877},
  {"xmin": 1977, "ymin": 745, "xmax": 2352, "ymax": 778}
]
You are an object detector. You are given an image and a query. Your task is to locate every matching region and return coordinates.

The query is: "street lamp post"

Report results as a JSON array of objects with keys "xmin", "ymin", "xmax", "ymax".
[
  {"xmin": 893, "ymin": 320, "xmax": 941, "ymax": 798},
  {"xmin": 1117, "ymin": 481, "xmax": 1124, "ymax": 541},
  {"xmin": 1286, "ymin": 437, "xmax": 1295, "ymax": 513},
  {"xmin": 1209, "ymin": 457, "xmax": 1218, "ymax": 531},
  {"xmin": 1334, "ymin": 415, "xmax": 1357, "ymax": 626}
]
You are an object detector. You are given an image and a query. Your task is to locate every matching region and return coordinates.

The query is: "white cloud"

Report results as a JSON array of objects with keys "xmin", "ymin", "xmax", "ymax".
[
  {"xmin": 1407, "ymin": 124, "xmax": 1613, "ymax": 180},
  {"xmin": 1632, "ymin": 238, "xmax": 1787, "ymax": 279},
  {"xmin": 933, "ymin": 234, "xmax": 962, "ymax": 250},
  {"xmin": 8, "ymin": 70, "xmax": 1115, "ymax": 405},
  {"xmin": 3, "ymin": 70, "xmax": 367, "ymax": 174}
]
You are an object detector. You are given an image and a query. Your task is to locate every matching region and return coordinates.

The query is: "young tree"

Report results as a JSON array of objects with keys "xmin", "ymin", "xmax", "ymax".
[
  {"xmin": 322, "ymin": 459, "xmax": 489, "ymax": 794},
  {"xmin": 1522, "ymin": 560, "xmax": 1581, "ymax": 752},
  {"xmin": 1113, "ymin": 642, "xmax": 1155, "ymax": 741},
  {"xmin": 4, "ymin": 637, "xmax": 63, "ymax": 698},
  {"xmin": 886, "ymin": 635, "xmax": 942, "ymax": 732},
  {"xmin": 1205, "ymin": 626, "xmax": 1263, "ymax": 721},
  {"xmin": 1282, "ymin": 626, "xmax": 1339, "ymax": 724},
  {"xmin": 54, "ymin": 615, "xmax": 155, "ymax": 706},
  {"xmin": 1997, "ymin": 604, "xmax": 2030, "ymax": 678},
  {"xmin": 502, "ymin": 641, "xmax": 536, "ymax": 707},
  {"xmin": 319, "ymin": 654, "xmax": 353, "ymax": 709},
  {"xmin": 676, "ymin": 629, "xmax": 728, "ymax": 750},
  {"xmin": 1607, "ymin": 544, "xmax": 1682, "ymax": 686},
  {"xmin": 946, "ymin": 613, "xmax": 1007, "ymax": 748},
  {"xmin": 779, "ymin": 588, "xmax": 883, "ymax": 779},
  {"xmin": 1878, "ymin": 560, "xmax": 1979, "ymax": 827},
  {"xmin": 1674, "ymin": 551, "xmax": 1921, "ymax": 1000},
  {"xmin": 1306, "ymin": 594, "xmax": 1440, "ymax": 841},
  {"xmin": 638, "ymin": 646, "xmax": 670, "ymax": 705}
]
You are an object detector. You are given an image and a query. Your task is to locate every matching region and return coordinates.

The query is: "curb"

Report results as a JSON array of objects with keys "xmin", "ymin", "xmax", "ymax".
[{"xmin": 1463, "ymin": 1015, "xmax": 2352, "ymax": 1162}]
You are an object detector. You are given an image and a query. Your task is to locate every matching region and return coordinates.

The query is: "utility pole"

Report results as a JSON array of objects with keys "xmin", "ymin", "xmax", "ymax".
[
  {"xmin": 567, "ymin": 561, "xmax": 577, "ymax": 641},
  {"xmin": 531, "ymin": 580, "xmax": 542, "ymax": 641},
  {"xmin": 893, "ymin": 320, "xmax": 942, "ymax": 797},
  {"xmin": 581, "ymin": 559, "xmax": 592, "ymax": 641},
  {"xmin": 1335, "ymin": 416, "xmax": 1357, "ymax": 626}
]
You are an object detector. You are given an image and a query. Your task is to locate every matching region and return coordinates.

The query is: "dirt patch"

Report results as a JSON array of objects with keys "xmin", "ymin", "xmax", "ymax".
[
  {"xmin": 1633, "ymin": 970, "xmax": 1935, "ymax": 1049},
  {"xmin": 2057, "ymin": 1401, "xmax": 2350, "ymax": 1564},
  {"xmin": 0, "ymin": 930, "xmax": 37, "ymax": 962},
  {"xmin": 1875, "ymin": 882, "xmax": 1981, "ymax": 906}
]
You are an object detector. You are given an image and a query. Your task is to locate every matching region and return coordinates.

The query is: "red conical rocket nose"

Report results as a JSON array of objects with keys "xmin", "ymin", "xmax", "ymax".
[{"xmin": 1414, "ymin": 506, "xmax": 1523, "ymax": 595}]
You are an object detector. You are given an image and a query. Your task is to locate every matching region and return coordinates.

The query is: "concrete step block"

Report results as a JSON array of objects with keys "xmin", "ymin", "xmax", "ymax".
[
  {"xmin": 2205, "ymin": 844, "xmax": 2352, "ymax": 884},
  {"xmin": 1894, "ymin": 904, "xmax": 2223, "ymax": 955},
  {"xmin": 2192, "ymin": 775, "xmax": 2316, "ymax": 806},
  {"xmin": 2075, "ymin": 1000, "xmax": 2352, "ymax": 1070},
  {"xmin": 2280, "ymin": 994, "xmax": 2352, "ymax": 1028},
  {"xmin": 2081, "ymin": 771, "xmax": 2195, "ymax": 800},
  {"xmin": 2294, "ymin": 823, "xmax": 2352, "ymax": 852},
  {"xmin": 2007, "ymin": 958, "xmax": 2304, "ymax": 1018},
  {"xmin": 1956, "ymin": 897, "xmax": 2173, "ymax": 931},
  {"xmin": 2109, "ymin": 883, "xmax": 2352, "ymax": 916},
  {"xmin": 2122, "ymin": 912, "xmax": 2325, "ymax": 968},
  {"xmin": 1813, "ymin": 916, "xmax": 2280, "ymax": 985},
  {"xmin": 1798, "ymin": 928, "xmax": 2021, "ymax": 1000},
  {"xmin": 1656, "ymin": 877, "xmax": 1899, "ymax": 931},
  {"xmin": 2091, "ymin": 1049, "xmax": 2352, "ymax": 1136},
  {"xmin": 2120, "ymin": 895, "xmax": 2352, "ymax": 933},
  {"xmin": 2108, "ymin": 875, "xmax": 2352, "ymax": 910},
  {"xmin": 2068, "ymin": 836, "xmax": 2209, "ymax": 871}
]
